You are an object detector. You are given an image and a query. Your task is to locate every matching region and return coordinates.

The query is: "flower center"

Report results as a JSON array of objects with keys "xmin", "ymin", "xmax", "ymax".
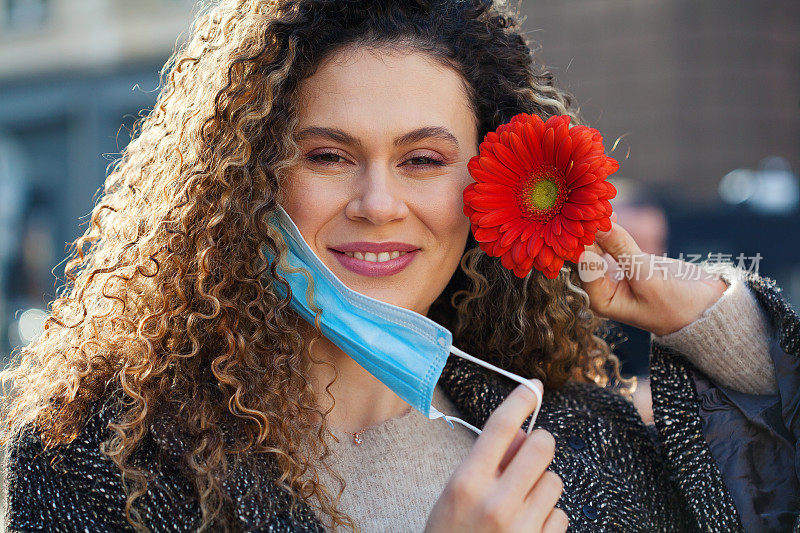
[
  {"xmin": 519, "ymin": 165, "xmax": 568, "ymax": 222},
  {"xmin": 530, "ymin": 180, "xmax": 559, "ymax": 209}
]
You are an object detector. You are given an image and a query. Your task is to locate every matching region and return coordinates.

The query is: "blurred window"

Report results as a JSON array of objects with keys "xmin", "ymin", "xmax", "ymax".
[{"xmin": 2, "ymin": 0, "xmax": 49, "ymax": 31}]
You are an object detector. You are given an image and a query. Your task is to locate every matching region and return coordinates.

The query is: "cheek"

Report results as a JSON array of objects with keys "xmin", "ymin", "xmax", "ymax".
[
  {"xmin": 445, "ymin": 176, "xmax": 472, "ymax": 232},
  {"xmin": 424, "ymin": 178, "xmax": 471, "ymax": 248},
  {"xmin": 280, "ymin": 173, "xmax": 339, "ymax": 241}
]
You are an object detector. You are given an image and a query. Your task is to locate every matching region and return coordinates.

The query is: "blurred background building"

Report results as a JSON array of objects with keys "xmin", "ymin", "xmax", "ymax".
[
  {"xmin": 520, "ymin": 0, "xmax": 800, "ymax": 380},
  {"xmin": 0, "ymin": 0, "xmax": 798, "ymax": 376},
  {"xmin": 0, "ymin": 0, "xmax": 196, "ymax": 363}
]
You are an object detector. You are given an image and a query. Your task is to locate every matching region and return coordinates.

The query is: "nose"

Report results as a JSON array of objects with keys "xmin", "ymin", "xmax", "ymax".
[{"xmin": 344, "ymin": 163, "xmax": 410, "ymax": 225}]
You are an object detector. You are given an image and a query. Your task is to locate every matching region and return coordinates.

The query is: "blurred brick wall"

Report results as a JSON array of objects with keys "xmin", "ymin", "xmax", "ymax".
[{"xmin": 518, "ymin": 0, "xmax": 799, "ymax": 207}]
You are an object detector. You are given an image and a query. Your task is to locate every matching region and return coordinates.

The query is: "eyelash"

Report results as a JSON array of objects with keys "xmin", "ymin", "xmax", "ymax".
[{"xmin": 307, "ymin": 151, "xmax": 446, "ymax": 167}]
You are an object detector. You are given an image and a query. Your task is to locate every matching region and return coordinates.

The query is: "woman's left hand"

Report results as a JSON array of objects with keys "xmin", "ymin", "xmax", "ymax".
[{"xmin": 577, "ymin": 213, "xmax": 729, "ymax": 337}]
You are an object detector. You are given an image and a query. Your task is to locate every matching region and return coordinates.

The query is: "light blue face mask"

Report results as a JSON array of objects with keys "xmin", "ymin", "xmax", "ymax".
[{"xmin": 263, "ymin": 204, "xmax": 542, "ymax": 436}]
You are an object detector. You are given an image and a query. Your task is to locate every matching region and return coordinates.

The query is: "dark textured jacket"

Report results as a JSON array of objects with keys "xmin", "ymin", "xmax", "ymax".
[{"xmin": 3, "ymin": 267, "xmax": 799, "ymax": 532}]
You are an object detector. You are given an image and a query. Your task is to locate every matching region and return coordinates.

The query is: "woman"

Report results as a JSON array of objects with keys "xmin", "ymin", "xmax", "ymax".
[{"xmin": 1, "ymin": 0, "xmax": 797, "ymax": 531}]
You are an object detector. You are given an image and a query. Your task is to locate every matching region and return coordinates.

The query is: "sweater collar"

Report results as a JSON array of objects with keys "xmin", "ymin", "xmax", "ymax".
[{"xmin": 141, "ymin": 350, "xmax": 521, "ymax": 530}]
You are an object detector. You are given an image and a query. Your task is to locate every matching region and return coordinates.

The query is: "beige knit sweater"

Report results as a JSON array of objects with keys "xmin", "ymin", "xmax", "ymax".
[{"xmin": 307, "ymin": 271, "xmax": 776, "ymax": 532}]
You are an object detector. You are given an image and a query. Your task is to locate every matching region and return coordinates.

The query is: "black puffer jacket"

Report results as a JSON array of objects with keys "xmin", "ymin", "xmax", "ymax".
[{"xmin": 3, "ymin": 267, "xmax": 798, "ymax": 532}]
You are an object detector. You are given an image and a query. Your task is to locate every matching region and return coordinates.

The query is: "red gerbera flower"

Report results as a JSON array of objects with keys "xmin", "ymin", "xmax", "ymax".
[{"xmin": 463, "ymin": 113, "xmax": 619, "ymax": 279}]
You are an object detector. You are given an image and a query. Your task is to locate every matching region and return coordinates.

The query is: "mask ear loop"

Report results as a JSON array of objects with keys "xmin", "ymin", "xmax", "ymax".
[
  {"xmin": 435, "ymin": 346, "xmax": 542, "ymax": 436},
  {"xmin": 434, "ymin": 268, "xmax": 583, "ymax": 436}
]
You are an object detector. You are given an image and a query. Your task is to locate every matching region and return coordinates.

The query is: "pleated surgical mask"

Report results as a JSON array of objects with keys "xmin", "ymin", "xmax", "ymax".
[{"xmin": 264, "ymin": 204, "xmax": 542, "ymax": 435}]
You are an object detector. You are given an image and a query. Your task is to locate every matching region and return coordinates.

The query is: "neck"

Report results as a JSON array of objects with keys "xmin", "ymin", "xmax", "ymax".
[{"xmin": 299, "ymin": 320, "xmax": 413, "ymax": 433}]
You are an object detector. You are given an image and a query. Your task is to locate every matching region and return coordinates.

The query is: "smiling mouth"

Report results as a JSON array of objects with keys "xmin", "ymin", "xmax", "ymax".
[
  {"xmin": 335, "ymin": 250, "xmax": 411, "ymax": 262},
  {"xmin": 328, "ymin": 248, "xmax": 420, "ymax": 277}
]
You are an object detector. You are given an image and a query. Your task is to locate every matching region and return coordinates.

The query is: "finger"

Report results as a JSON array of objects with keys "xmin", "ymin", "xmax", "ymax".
[
  {"xmin": 581, "ymin": 242, "xmax": 604, "ymax": 259},
  {"xmin": 522, "ymin": 469, "xmax": 563, "ymax": 518},
  {"xmin": 594, "ymin": 220, "xmax": 642, "ymax": 261},
  {"xmin": 497, "ymin": 428, "xmax": 556, "ymax": 502},
  {"xmin": 594, "ymin": 221, "xmax": 651, "ymax": 280},
  {"xmin": 541, "ymin": 507, "xmax": 570, "ymax": 533},
  {"xmin": 468, "ymin": 380, "xmax": 543, "ymax": 475},
  {"xmin": 577, "ymin": 246, "xmax": 617, "ymax": 297},
  {"xmin": 497, "ymin": 428, "xmax": 527, "ymax": 473}
]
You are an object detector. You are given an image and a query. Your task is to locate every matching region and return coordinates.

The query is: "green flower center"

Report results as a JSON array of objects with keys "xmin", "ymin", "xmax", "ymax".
[
  {"xmin": 529, "ymin": 180, "xmax": 559, "ymax": 210},
  {"xmin": 519, "ymin": 165, "xmax": 568, "ymax": 223}
]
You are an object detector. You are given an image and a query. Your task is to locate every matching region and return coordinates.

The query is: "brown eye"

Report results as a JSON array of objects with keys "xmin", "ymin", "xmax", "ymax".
[
  {"xmin": 407, "ymin": 156, "xmax": 444, "ymax": 166},
  {"xmin": 307, "ymin": 151, "xmax": 347, "ymax": 165}
]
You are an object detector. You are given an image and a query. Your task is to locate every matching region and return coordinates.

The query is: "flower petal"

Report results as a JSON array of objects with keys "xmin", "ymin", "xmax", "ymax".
[
  {"xmin": 567, "ymin": 189, "xmax": 599, "ymax": 204},
  {"xmin": 473, "ymin": 225, "xmax": 501, "ymax": 242},
  {"xmin": 544, "ymin": 115, "xmax": 568, "ymax": 131},
  {"xmin": 468, "ymin": 164, "xmax": 516, "ymax": 187},
  {"xmin": 555, "ymin": 134, "xmax": 573, "ymax": 173},
  {"xmin": 500, "ymin": 250, "xmax": 516, "ymax": 270},
  {"xmin": 578, "ymin": 232, "xmax": 596, "ymax": 246},
  {"xmin": 566, "ymin": 162, "xmax": 590, "ymax": 184},
  {"xmin": 538, "ymin": 245, "xmax": 555, "ymax": 268},
  {"xmin": 491, "ymin": 142, "xmax": 527, "ymax": 177},
  {"xmin": 463, "ymin": 187, "xmax": 479, "ymax": 204},
  {"xmin": 571, "ymin": 138, "xmax": 593, "ymax": 161},
  {"xmin": 509, "ymin": 131, "xmax": 535, "ymax": 169},
  {"xmin": 479, "ymin": 155, "xmax": 522, "ymax": 187},
  {"xmin": 596, "ymin": 199, "xmax": 612, "ymax": 216},
  {"xmin": 471, "ymin": 194, "xmax": 517, "ymax": 212},
  {"xmin": 521, "ymin": 123, "xmax": 544, "ymax": 162},
  {"xmin": 527, "ymin": 233, "xmax": 544, "ymax": 257},
  {"xmin": 520, "ymin": 220, "xmax": 542, "ymax": 241},
  {"xmin": 473, "ymin": 182, "xmax": 516, "ymax": 195},
  {"xmin": 561, "ymin": 203, "xmax": 586, "ymax": 221},
  {"xmin": 569, "ymin": 172, "xmax": 599, "ymax": 189},
  {"xmin": 583, "ymin": 219, "xmax": 601, "ymax": 233},
  {"xmin": 551, "ymin": 213, "xmax": 563, "ymax": 235},
  {"xmin": 499, "ymin": 224, "xmax": 524, "ymax": 248},
  {"xmin": 542, "ymin": 127, "xmax": 556, "ymax": 165},
  {"xmin": 548, "ymin": 255, "xmax": 565, "ymax": 273},
  {"xmin": 511, "ymin": 239, "xmax": 528, "ymax": 265},
  {"xmin": 476, "ymin": 207, "xmax": 520, "ymax": 227},
  {"xmin": 561, "ymin": 216, "xmax": 585, "ymax": 238},
  {"xmin": 499, "ymin": 218, "xmax": 527, "ymax": 235},
  {"xmin": 599, "ymin": 180, "xmax": 617, "ymax": 199},
  {"xmin": 556, "ymin": 229, "xmax": 579, "ymax": 253},
  {"xmin": 485, "ymin": 131, "xmax": 500, "ymax": 143}
]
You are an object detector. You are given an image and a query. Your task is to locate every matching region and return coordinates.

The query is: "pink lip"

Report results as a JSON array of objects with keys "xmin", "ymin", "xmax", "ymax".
[
  {"xmin": 331, "ymin": 241, "xmax": 420, "ymax": 253},
  {"xmin": 330, "ymin": 249, "xmax": 419, "ymax": 277}
]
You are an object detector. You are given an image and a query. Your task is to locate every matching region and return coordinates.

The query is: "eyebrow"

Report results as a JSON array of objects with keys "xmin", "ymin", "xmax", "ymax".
[{"xmin": 295, "ymin": 125, "xmax": 460, "ymax": 150}]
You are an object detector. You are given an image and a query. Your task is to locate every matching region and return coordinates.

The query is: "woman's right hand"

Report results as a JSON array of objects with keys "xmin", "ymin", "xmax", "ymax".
[{"xmin": 424, "ymin": 380, "xmax": 568, "ymax": 532}]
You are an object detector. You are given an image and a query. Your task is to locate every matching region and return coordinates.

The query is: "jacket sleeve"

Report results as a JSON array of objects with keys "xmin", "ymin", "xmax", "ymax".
[
  {"xmin": 1, "ymin": 403, "xmax": 134, "ymax": 532},
  {"xmin": 647, "ymin": 263, "xmax": 800, "ymax": 533},
  {"xmin": 650, "ymin": 263, "xmax": 777, "ymax": 395},
  {"xmin": 2, "ymin": 427, "xmax": 106, "ymax": 531}
]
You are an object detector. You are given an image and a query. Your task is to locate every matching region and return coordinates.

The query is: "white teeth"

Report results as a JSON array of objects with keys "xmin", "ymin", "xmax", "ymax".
[{"xmin": 343, "ymin": 250, "xmax": 410, "ymax": 262}]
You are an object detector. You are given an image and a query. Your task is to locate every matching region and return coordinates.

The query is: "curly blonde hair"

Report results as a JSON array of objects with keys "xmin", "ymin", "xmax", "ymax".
[{"xmin": 0, "ymin": 0, "xmax": 633, "ymax": 531}]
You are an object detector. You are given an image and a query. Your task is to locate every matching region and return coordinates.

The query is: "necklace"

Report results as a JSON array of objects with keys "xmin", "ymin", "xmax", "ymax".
[
  {"xmin": 341, "ymin": 406, "xmax": 414, "ymax": 446},
  {"xmin": 344, "ymin": 426, "xmax": 370, "ymax": 446}
]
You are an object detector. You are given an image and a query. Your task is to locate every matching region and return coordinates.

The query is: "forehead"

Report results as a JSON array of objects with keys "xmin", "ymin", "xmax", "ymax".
[{"xmin": 295, "ymin": 46, "xmax": 475, "ymax": 135}]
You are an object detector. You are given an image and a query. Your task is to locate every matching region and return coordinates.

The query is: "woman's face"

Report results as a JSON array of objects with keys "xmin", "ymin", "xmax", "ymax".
[{"xmin": 282, "ymin": 46, "xmax": 479, "ymax": 314}]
